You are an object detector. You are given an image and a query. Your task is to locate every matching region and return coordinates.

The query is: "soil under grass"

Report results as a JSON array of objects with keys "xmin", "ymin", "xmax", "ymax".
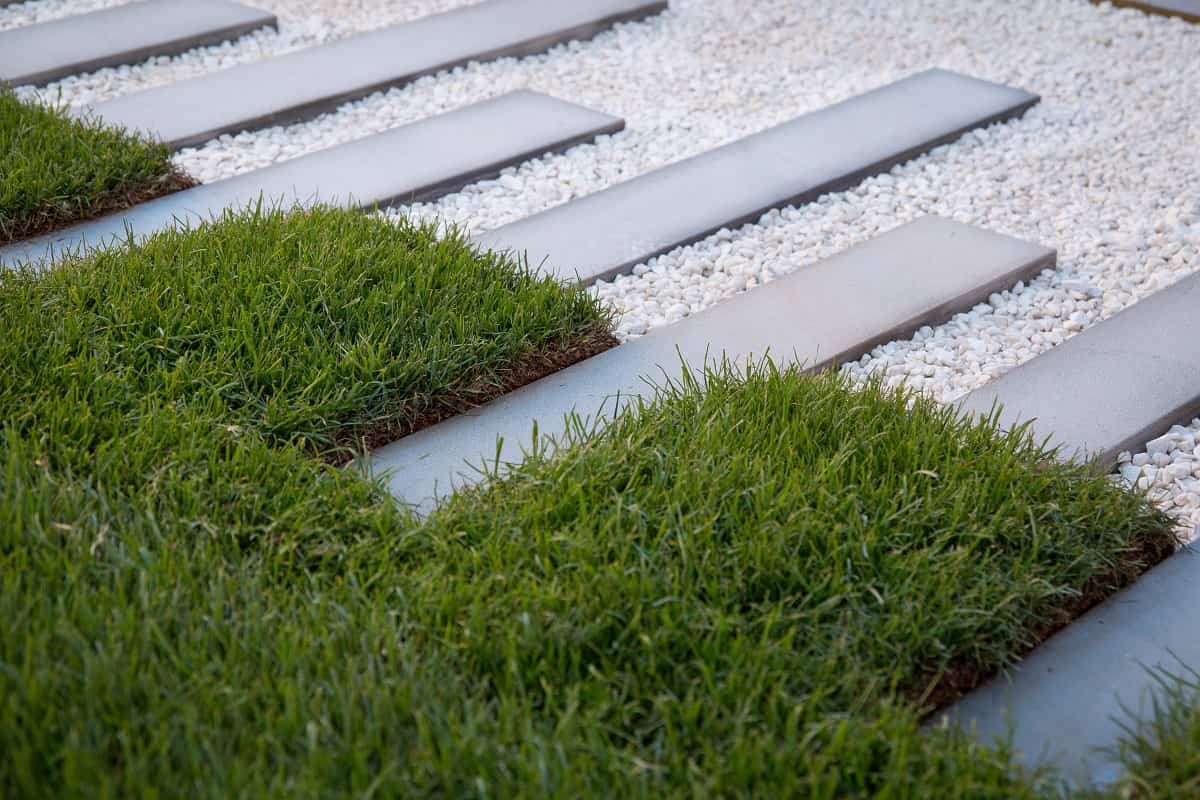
[
  {"xmin": 0, "ymin": 88, "xmax": 195, "ymax": 245},
  {"xmin": 0, "ymin": 233, "xmax": 1181, "ymax": 800}
]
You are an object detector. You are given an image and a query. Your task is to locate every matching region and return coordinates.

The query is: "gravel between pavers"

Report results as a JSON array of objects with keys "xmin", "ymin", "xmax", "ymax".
[
  {"xmin": 3, "ymin": 0, "xmax": 475, "ymax": 106},
  {"xmin": 5, "ymin": 0, "xmax": 1199, "ymax": 532},
  {"xmin": 1118, "ymin": 420, "xmax": 1200, "ymax": 541}
]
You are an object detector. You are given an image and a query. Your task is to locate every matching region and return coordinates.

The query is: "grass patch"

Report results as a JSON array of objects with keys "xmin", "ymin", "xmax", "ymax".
[
  {"xmin": 0, "ymin": 88, "xmax": 195, "ymax": 245},
  {"xmin": 0, "ymin": 204, "xmax": 614, "ymax": 458},
  {"xmin": 1090, "ymin": 669, "xmax": 1200, "ymax": 799},
  {"xmin": 0, "ymin": 243, "xmax": 1179, "ymax": 800}
]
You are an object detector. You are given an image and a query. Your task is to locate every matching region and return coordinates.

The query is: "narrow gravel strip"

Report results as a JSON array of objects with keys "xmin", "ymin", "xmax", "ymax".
[{"xmin": 7, "ymin": 1, "xmax": 477, "ymax": 107}]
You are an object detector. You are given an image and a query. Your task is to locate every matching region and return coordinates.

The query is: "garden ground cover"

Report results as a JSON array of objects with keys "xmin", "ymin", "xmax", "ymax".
[
  {"xmin": 1081, "ymin": 670, "xmax": 1200, "ymax": 799},
  {"xmin": 0, "ymin": 88, "xmax": 195, "ymax": 245},
  {"xmin": 0, "ymin": 212, "xmax": 1182, "ymax": 796}
]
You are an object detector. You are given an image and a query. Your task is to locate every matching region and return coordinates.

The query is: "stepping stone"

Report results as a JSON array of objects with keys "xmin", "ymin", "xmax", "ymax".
[
  {"xmin": 475, "ymin": 68, "xmax": 1040, "ymax": 285},
  {"xmin": 370, "ymin": 216, "xmax": 1055, "ymax": 513},
  {"xmin": 1097, "ymin": 0, "xmax": 1200, "ymax": 22},
  {"xmin": 86, "ymin": 0, "xmax": 668, "ymax": 150},
  {"xmin": 957, "ymin": 273, "xmax": 1200, "ymax": 466},
  {"xmin": 939, "ymin": 541, "xmax": 1200, "ymax": 788},
  {"xmin": 0, "ymin": 91, "xmax": 623, "ymax": 269},
  {"xmin": 0, "ymin": 0, "xmax": 277, "ymax": 87}
]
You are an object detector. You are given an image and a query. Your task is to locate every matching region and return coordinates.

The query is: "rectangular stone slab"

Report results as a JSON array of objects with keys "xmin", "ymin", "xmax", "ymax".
[
  {"xmin": 938, "ymin": 542, "xmax": 1200, "ymax": 788},
  {"xmin": 956, "ymin": 272, "xmax": 1200, "ymax": 466},
  {"xmin": 370, "ymin": 216, "xmax": 1056, "ymax": 513},
  {"xmin": 0, "ymin": 91, "xmax": 623, "ymax": 269},
  {"xmin": 474, "ymin": 68, "xmax": 1040, "ymax": 285},
  {"xmin": 86, "ymin": 0, "xmax": 667, "ymax": 150},
  {"xmin": 1098, "ymin": 0, "xmax": 1200, "ymax": 22},
  {"xmin": 0, "ymin": 0, "xmax": 277, "ymax": 86}
]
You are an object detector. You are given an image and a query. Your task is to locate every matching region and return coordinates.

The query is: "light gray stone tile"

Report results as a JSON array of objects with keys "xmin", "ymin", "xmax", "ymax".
[
  {"xmin": 0, "ymin": 0, "xmax": 276, "ymax": 86},
  {"xmin": 1102, "ymin": 0, "xmax": 1200, "ymax": 22}
]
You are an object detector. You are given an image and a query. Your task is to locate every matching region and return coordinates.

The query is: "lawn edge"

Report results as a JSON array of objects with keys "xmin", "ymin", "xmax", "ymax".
[
  {"xmin": 0, "ymin": 166, "xmax": 198, "ymax": 247},
  {"xmin": 328, "ymin": 324, "xmax": 620, "ymax": 464},
  {"xmin": 915, "ymin": 524, "xmax": 1182, "ymax": 716}
]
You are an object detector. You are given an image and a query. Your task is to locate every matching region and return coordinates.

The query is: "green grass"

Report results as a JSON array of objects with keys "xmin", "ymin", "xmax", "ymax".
[
  {"xmin": 0, "ymin": 204, "xmax": 613, "ymax": 457},
  {"xmin": 0, "ymin": 211, "xmax": 1178, "ymax": 800},
  {"xmin": 1093, "ymin": 670, "xmax": 1200, "ymax": 799},
  {"xmin": 0, "ymin": 88, "xmax": 194, "ymax": 244}
]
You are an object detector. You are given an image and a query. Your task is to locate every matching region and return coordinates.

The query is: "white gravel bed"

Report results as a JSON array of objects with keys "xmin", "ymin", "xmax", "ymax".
[
  {"xmin": 5, "ymin": 0, "xmax": 475, "ymax": 108},
  {"xmin": 1118, "ymin": 422, "xmax": 1200, "ymax": 541},
  {"xmin": 6, "ymin": 0, "xmax": 1198, "ymax": 526}
]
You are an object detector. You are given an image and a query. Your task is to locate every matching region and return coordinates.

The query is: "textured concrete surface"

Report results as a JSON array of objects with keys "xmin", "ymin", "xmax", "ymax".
[
  {"xmin": 939, "ymin": 543, "xmax": 1200, "ymax": 788},
  {"xmin": 371, "ymin": 216, "xmax": 1054, "ymax": 512},
  {"xmin": 958, "ymin": 272, "xmax": 1200, "ymax": 466},
  {"xmin": 474, "ymin": 68, "xmax": 1040, "ymax": 285},
  {"xmin": 0, "ymin": 91, "xmax": 623, "ymax": 269},
  {"xmin": 0, "ymin": 0, "xmax": 276, "ymax": 86},
  {"xmin": 1100, "ymin": 0, "xmax": 1200, "ymax": 22},
  {"xmin": 86, "ymin": 0, "xmax": 667, "ymax": 149}
]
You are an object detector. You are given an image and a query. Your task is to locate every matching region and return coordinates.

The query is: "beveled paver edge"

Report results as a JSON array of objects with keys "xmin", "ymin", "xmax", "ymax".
[
  {"xmin": 381, "ymin": 110, "xmax": 626, "ymax": 207},
  {"xmin": 807, "ymin": 243, "xmax": 1055, "ymax": 373}
]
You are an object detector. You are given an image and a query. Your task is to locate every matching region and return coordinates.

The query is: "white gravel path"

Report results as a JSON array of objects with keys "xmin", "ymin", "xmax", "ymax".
[{"xmin": 5, "ymin": 0, "xmax": 1198, "ymax": 531}]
